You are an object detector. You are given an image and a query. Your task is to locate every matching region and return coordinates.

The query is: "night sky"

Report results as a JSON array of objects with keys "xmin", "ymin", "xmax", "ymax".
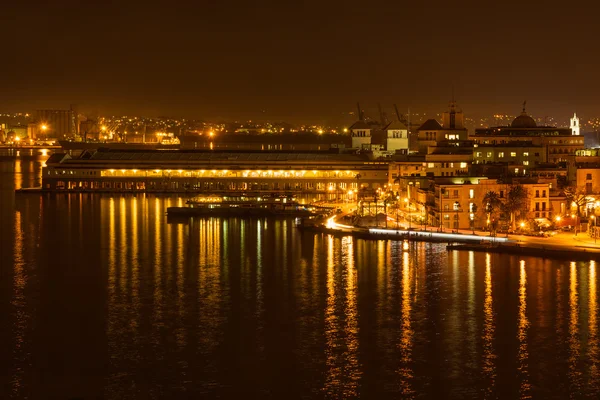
[{"xmin": 2, "ymin": 1, "xmax": 599, "ymax": 124}]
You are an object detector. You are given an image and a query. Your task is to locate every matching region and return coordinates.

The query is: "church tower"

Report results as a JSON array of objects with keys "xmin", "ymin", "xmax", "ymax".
[
  {"xmin": 570, "ymin": 113, "xmax": 580, "ymax": 136},
  {"xmin": 442, "ymin": 100, "xmax": 465, "ymax": 129}
]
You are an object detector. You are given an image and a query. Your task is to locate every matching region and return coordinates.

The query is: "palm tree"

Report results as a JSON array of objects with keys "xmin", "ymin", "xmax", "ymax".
[
  {"xmin": 483, "ymin": 191, "xmax": 502, "ymax": 235},
  {"xmin": 504, "ymin": 185, "xmax": 528, "ymax": 231}
]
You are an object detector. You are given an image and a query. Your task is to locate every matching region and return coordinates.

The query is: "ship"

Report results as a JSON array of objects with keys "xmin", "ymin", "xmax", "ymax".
[{"xmin": 167, "ymin": 195, "xmax": 333, "ymax": 218}]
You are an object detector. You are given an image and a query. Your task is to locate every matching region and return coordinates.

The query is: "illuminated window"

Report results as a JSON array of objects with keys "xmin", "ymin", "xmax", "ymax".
[
  {"xmin": 486, "ymin": 152, "xmax": 492, "ymax": 157},
  {"xmin": 510, "ymin": 152, "xmax": 517, "ymax": 157},
  {"xmin": 469, "ymin": 189, "xmax": 474, "ymax": 199},
  {"xmin": 460, "ymin": 162, "xmax": 467, "ymax": 168},
  {"xmin": 499, "ymin": 152, "xmax": 504, "ymax": 158},
  {"xmin": 523, "ymin": 161, "xmax": 529, "ymax": 165},
  {"xmin": 523, "ymin": 152, "xmax": 529, "ymax": 157}
]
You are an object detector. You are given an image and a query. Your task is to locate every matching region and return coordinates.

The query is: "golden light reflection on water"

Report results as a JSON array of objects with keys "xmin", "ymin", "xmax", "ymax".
[
  {"xmin": 14, "ymin": 157, "xmax": 22, "ymax": 190},
  {"xmin": 196, "ymin": 217, "xmax": 224, "ymax": 357},
  {"xmin": 482, "ymin": 254, "xmax": 496, "ymax": 397},
  {"xmin": 343, "ymin": 236, "xmax": 360, "ymax": 395},
  {"xmin": 398, "ymin": 251, "xmax": 414, "ymax": 397},
  {"xmin": 154, "ymin": 198, "xmax": 163, "ymax": 323},
  {"xmin": 119, "ymin": 198, "xmax": 127, "ymax": 296},
  {"xmin": 131, "ymin": 197, "xmax": 140, "ymax": 333},
  {"xmin": 568, "ymin": 262, "xmax": 581, "ymax": 392},
  {"xmin": 518, "ymin": 260, "xmax": 531, "ymax": 399},
  {"xmin": 589, "ymin": 261, "xmax": 599, "ymax": 391},
  {"xmin": 323, "ymin": 235, "xmax": 360, "ymax": 397},
  {"xmin": 10, "ymin": 211, "xmax": 26, "ymax": 397}
]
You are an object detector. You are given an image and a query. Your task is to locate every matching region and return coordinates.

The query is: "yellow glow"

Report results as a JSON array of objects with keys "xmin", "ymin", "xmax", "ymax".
[
  {"xmin": 101, "ymin": 125, "xmax": 107, "ymax": 131},
  {"xmin": 121, "ymin": 169, "xmax": 125, "ymax": 174},
  {"xmin": 41, "ymin": 124, "xmax": 48, "ymax": 131},
  {"xmin": 109, "ymin": 169, "xmax": 115, "ymax": 174},
  {"xmin": 343, "ymin": 128, "xmax": 348, "ymax": 133},
  {"xmin": 14, "ymin": 136, "xmax": 20, "ymax": 142},
  {"xmin": 556, "ymin": 216, "xmax": 561, "ymax": 222},
  {"xmin": 318, "ymin": 129, "xmax": 323, "ymax": 134},
  {"xmin": 520, "ymin": 222, "xmax": 525, "ymax": 228}
]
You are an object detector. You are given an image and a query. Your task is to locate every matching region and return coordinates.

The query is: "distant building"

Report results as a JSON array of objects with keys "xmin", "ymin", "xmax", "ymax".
[
  {"xmin": 570, "ymin": 113, "xmax": 580, "ymax": 136},
  {"xmin": 383, "ymin": 120, "xmax": 409, "ymax": 154},
  {"xmin": 35, "ymin": 106, "xmax": 77, "ymax": 139},
  {"xmin": 415, "ymin": 101, "xmax": 468, "ymax": 154},
  {"xmin": 471, "ymin": 105, "xmax": 584, "ymax": 169},
  {"xmin": 349, "ymin": 121, "xmax": 372, "ymax": 149}
]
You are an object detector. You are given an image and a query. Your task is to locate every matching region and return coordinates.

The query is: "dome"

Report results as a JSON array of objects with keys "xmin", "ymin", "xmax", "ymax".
[{"xmin": 511, "ymin": 112, "xmax": 537, "ymax": 128}]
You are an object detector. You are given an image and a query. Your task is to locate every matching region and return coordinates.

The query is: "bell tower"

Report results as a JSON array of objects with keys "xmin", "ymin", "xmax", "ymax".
[{"xmin": 570, "ymin": 112, "xmax": 580, "ymax": 136}]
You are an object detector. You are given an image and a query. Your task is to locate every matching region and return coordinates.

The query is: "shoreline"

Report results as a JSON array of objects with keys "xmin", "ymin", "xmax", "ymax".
[{"xmin": 301, "ymin": 216, "xmax": 600, "ymax": 261}]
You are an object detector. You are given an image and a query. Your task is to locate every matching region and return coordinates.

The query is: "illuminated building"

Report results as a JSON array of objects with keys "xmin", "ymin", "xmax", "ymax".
[
  {"xmin": 419, "ymin": 177, "xmax": 552, "ymax": 230},
  {"xmin": 42, "ymin": 149, "xmax": 389, "ymax": 197},
  {"xmin": 570, "ymin": 113, "xmax": 580, "ymax": 136},
  {"xmin": 416, "ymin": 101, "xmax": 468, "ymax": 154}
]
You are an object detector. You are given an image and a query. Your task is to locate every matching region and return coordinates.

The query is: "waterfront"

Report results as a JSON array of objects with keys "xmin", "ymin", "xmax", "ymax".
[{"xmin": 1, "ymin": 150, "xmax": 600, "ymax": 399}]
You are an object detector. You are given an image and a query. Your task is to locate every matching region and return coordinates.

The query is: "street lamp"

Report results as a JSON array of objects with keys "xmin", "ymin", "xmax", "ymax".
[
  {"xmin": 453, "ymin": 201, "xmax": 460, "ymax": 233},
  {"xmin": 396, "ymin": 195, "xmax": 400, "ymax": 228},
  {"xmin": 404, "ymin": 197, "xmax": 411, "ymax": 230}
]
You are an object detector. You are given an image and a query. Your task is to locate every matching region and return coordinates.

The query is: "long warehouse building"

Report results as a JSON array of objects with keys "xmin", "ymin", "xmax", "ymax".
[{"xmin": 42, "ymin": 149, "xmax": 390, "ymax": 197}]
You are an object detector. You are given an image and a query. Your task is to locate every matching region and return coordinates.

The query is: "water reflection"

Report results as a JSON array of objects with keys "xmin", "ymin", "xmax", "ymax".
[
  {"xmin": 589, "ymin": 261, "xmax": 599, "ymax": 393},
  {"xmin": 518, "ymin": 260, "xmax": 531, "ymax": 398},
  {"xmin": 398, "ymin": 251, "xmax": 414, "ymax": 397},
  {"xmin": 323, "ymin": 235, "xmax": 360, "ymax": 397},
  {"xmin": 568, "ymin": 262, "xmax": 581, "ymax": 393},
  {"xmin": 482, "ymin": 254, "xmax": 496, "ymax": 397},
  {"xmin": 10, "ymin": 211, "xmax": 26, "ymax": 397},
  {"xmin": 6, "ymin": 176, "xmax": 600, "ymax": 397}
]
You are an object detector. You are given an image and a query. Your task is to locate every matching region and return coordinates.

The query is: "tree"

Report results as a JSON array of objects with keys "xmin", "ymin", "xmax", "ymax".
[
  {"xmin": 483, "ymin": 191, "xmax": 502, "ymax": 235},
  {"xmin": 564, "ymin": 186, "xmax": 590, "ymax": 235},
  {"xmin": 504, "ymin": 185, "xmax": 528, "ymax": 231}
]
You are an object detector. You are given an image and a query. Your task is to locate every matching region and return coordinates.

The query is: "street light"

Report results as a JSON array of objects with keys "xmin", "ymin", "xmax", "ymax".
[
  {"xmin": 453, "ymin": 201, "xmax": 460, "ymax": 233},
  {"xmin": 404, "ymin": 198, "xmax": 411, "ymax": 230}
]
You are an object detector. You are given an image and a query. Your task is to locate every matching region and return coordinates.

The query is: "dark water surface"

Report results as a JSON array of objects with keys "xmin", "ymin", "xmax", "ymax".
[{"xmin": 1, "ymin": 149, "xmax": 599, "ymax": 399}]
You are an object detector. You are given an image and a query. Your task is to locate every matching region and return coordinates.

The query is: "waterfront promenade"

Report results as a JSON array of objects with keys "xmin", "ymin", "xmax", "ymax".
[{"xmin": 320, "ymin": 209, "xmax": 600, "ymax": 259}]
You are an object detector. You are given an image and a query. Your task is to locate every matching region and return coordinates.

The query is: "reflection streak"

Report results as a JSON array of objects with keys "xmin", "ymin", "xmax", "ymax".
[
  {"xmin": 589, "ymin": 261, "xmax": 599, "ymax": 392},
  {"xmin": 518, "ymin": 260, "xmax": 531, "ymax": 398},
  {"xmin": 398, "ymin": 251, "xmax": 414, "ymax": 397},
  {"xmin": 569, "ymin": 262, "xmax": 581, "ymax": 392},
  {"xmin": 482, "ymin": 254, "xmax": 496, "ymax": 397}
]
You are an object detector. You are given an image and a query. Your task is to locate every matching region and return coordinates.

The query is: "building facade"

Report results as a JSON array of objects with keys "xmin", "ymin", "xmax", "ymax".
[{"xmin": 42, "ymin": 150, "xmax": 390, "ymax": 198}]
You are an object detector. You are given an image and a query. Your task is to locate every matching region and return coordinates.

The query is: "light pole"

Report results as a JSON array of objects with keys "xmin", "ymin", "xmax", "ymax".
[
  {"xmin": 404, "ymin": 197, "xmax": 411, "ymax": 230},
  {"xmin": 396, "ymin": 195, "xmax": 400, "ymax": 228},
  {"xmin": 454, "ymin": 201, "xmax": 460, "ymax": 233}
]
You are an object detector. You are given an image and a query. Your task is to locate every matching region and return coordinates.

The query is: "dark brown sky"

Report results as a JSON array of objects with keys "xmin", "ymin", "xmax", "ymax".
[{"xmin": 2, "ymin": 1, "xmax": 599, "ymax": 124}]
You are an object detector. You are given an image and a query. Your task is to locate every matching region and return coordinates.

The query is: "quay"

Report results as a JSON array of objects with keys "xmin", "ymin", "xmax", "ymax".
[{"xmin": 303, "ymin": 213, "xmax": 600, "ymax": 260}]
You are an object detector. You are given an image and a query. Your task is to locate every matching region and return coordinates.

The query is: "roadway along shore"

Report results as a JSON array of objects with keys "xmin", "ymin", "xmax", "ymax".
[{"xmin": 299, "ymin": 213, "xmax": 600, "ymax": 261}]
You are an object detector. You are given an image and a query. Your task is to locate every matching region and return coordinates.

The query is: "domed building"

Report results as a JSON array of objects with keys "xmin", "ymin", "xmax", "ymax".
[
  {"xmin": 471, "ymin": 103, "xmax": 584, "ymax": 168},
  {"xmin": 510, "ymin": 107, "xmax": 537, "ymax": 129}
]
